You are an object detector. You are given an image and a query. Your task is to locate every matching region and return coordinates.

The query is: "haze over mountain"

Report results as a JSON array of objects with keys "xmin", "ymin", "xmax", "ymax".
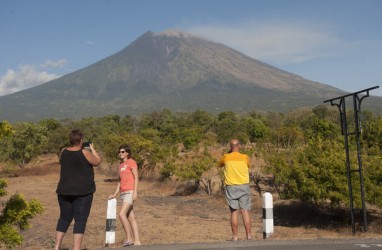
[{"xmin": 0, "ymin": 30, "xmax": 380, "ymax": 122}]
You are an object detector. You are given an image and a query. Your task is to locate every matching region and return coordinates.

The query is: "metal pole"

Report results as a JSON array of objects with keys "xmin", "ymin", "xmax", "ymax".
[
  {"xmin": 340, "ymin": 98, "xmax": 356, "ymax": 235},
  {"xmin": 324, "ymin": 85, "xmax": 379, "ymax": 234},
  {"xmin": 353, "ymin": 95, "xmax": 368, "ymax": 232}
]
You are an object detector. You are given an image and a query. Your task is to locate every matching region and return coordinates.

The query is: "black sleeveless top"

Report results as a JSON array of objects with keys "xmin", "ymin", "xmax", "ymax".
[{"xmin": 56, "ymin": 149, "xmax": 95, "ymax": 196}]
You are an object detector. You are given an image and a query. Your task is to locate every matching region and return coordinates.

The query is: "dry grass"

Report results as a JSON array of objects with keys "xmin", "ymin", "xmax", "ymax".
[{"xmin": 1, "ymin": 154, "xmax": 381, "ymax": 249}]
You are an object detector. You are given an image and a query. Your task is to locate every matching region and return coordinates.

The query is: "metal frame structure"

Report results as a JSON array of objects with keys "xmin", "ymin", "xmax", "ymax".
[{"xmin": 324, "ymin": 86, "xmax": 379, "ymax": 235}]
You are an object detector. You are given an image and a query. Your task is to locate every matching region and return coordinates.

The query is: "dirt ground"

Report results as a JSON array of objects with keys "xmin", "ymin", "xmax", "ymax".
[{"xmin": 1, "ymin": 154, "xmax": 382, "ymax": 250}]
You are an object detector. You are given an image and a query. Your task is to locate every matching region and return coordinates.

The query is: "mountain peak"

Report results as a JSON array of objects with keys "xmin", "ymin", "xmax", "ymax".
[
  {"xmin": 154, "ymin": 29, "xmax": 191, "ymax": 37},
  {"xmin": 152, "ymin": 29, "xmax": 211, "ymax": 42},
  {"xmin": 154, "ymin": 29, "xmax": 205, "ymax": 38}
]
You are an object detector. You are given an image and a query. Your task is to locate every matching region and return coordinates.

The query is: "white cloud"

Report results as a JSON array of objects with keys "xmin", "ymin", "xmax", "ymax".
[
  {"xmin": 0, "ymin": 59, "xmax": 67, "ymax": 96},
  {"xmin": 41, "ymin": 59, "xmax": 68, "ymax": 68},
  {"xmin": 186, "ymin": 21, "xmax": 342, "ymax": 64}
]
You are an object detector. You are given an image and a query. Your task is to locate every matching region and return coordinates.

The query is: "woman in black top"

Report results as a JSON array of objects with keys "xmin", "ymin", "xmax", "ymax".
[{"xmin": 54, "ymin": 129, "xmax": 101, "ymax": 250}]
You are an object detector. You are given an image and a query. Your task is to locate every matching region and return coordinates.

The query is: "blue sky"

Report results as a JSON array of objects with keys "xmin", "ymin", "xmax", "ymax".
[{"xmin": 1, "ymin": 0, "xmax": 381, "ymax": 97}]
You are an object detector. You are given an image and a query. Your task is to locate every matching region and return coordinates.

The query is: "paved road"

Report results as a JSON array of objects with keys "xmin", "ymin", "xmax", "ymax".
[{"xmin": 101, "ymin": 238, "xmax": 382, "ymax": 250}]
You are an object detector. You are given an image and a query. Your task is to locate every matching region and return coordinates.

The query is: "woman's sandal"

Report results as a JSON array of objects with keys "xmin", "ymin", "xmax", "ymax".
[
  {"xmin": 123, "ymin": 241, "xmax": 134, "ymax": 247},
  {"xmin": 226, "ymin": 238, "xmax": 239, "ymax": 241}
]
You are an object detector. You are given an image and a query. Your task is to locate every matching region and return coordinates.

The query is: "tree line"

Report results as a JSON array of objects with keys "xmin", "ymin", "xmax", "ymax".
[
  {"xmin": 1, "ymin": 105, "xmax": 382, "ymax": 205},
  {"xmin": 2, "ymin": 106, "xmax": 382, "ymax": 247}
]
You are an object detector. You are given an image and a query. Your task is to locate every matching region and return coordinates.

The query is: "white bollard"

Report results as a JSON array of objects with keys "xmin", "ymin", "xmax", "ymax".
[
  {"xmin": 105, "ymin": 198, "xmax": 117, "ymax": 245},
  {"xmin": 262, "ymin": 192, "xmax": 274, "ymax": 239}
]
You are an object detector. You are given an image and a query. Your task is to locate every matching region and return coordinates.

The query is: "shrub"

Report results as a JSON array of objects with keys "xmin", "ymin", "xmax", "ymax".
[{"xmin": 0, "ymin": 178, "xmax": 44, "ymax": 248}]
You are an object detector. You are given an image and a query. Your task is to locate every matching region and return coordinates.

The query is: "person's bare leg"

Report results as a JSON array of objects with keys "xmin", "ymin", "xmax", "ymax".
[
  {"xmin": 241, "ymin": 209, "xmax": 252, "ymax": 239},
  {"xmin": 127, "ymin": 209, "xmax": 141, "ymax": 245},
  {"xmin": 119, "ymin": 202, "xmax": 133, "ymax": 243},
  {"xmin": 54, "ymin": 231, "xmax": 65, "ymax": 250},
  {"xmin": 73, "ymin": 233, "xmax": 84, "ymax": 250},
  {"xmin": 230, "ymin": 209, "xmax": 239, "ymax": 240}
]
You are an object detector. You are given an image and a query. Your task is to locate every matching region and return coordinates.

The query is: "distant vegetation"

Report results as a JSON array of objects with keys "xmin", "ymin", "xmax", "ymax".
[{"xmin": 1, "ymin": 106, "xmax": 382, "ymax": 212}]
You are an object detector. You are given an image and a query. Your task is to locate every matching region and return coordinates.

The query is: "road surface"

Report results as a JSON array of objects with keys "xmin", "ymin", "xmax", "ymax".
[{"xmin": 100, "ymin": 238, "xmax": 382, "ymax": 250}]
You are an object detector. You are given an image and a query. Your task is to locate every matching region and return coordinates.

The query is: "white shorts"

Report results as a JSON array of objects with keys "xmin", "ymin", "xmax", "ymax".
[{"xmin": 120, "ymin": 191, "xmax": 133, "ymax": 205}]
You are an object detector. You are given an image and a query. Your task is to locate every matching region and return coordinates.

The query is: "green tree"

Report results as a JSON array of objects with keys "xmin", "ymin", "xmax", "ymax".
[
  {"xmin": 140, "ymin": 109, "xmax": 180, "ymax": 143},
  {"xmin": 270, "ymin": 126, "xmax": 304, "ymax": 148},
  {"xmin": 0, "ymin": 121, "xmax": 14, "ymax": 139},
  {"xmin": 9, "ymin": 123, "xmax": 48, "ymax": 167},
  {"xmin": 265, "ymin": 112, "xmax": 285, "ymax": 129},
  {"xmin": 180, "ymin": 126, "xmax": 203, "ymax": 150},
  {"xmin": 175, "ymin": 150, "xmax": 215, "ymax": 193},
  {"xmin": 139, "ymin": 128, "xmax": 161, "ymax": 144},
  {"xmin": 306, "ymin": 117, "xmax": 340, "ymax": 140},
  {"xmin": 363, "ymin": 116, "xmax": 382, "ymax": 149},
  {"xmin": 264, "ymin": 137, "xmax": 350, "ymax": 206},
  {"xmin": 159, "ymin": 162, "xmax": 176, "ymax": 181},
  {"xmin": 0, "ymin": 178, "xmax": 44, "ymax": 248},
  {"xmin": 0, "ymin": 121, "xmax": 15, "ymax": 162},
  {"xmin": 363, "ymin": 146, "xmax": 382, "ymax": 208},
  {"xmin": 215, "ymin": 111, "xmax": 249, "ymax": 143},
  {"xmin": 38, "ymin": 118, "xmax": 61, "ymax": 131},
  {"xmin": 39, "ymin": 119, "xmax": 69, "ymax": 154},
  {"xmin": 241, "ymin": 116, "xmax": 269, "ymax": 142},
  {"xmin": 190, "ymin": 110, "xmax": 215, "ymax": 128}
]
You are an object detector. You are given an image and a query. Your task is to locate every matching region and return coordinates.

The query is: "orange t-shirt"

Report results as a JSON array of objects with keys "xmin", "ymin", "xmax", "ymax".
[{"xmin": 118, "ymin": 159, "xmax": 138, "ymax": 192}]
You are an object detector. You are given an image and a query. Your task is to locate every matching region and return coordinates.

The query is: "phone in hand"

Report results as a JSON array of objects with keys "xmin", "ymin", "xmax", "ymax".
[{"xmin": 82, "ymin": 141, "xmax": 91, "ymax": 149}]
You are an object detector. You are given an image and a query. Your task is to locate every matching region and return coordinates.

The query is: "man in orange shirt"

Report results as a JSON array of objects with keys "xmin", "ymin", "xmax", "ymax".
[{"xmin": 218, "ymin": 139, "xmax": 252, "ymax": 241}]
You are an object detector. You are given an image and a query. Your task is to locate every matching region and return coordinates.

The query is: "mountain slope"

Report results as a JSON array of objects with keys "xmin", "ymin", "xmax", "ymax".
[{"xmin": 0, "ymin": 30, "xmax": 380, "ymax": 122}]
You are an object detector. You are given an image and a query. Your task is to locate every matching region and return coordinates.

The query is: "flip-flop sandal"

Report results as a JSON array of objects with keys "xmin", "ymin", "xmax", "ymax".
[
  {"xmin": 226, "ymin": 238, "xmax": 239, "ymax": 241},
  {"xmin": 123, "ymin": 241, "xmax": 134, "ymax": 246}
]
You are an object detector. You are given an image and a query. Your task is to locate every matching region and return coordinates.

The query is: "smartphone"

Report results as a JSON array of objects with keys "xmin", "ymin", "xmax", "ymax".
[{"xmin": 82, "ymin": 141, "xmax": 91, "ymax": 149}]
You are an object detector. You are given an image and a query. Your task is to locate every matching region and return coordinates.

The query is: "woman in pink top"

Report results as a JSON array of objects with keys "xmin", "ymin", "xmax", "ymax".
[{"xmin": 108, "ymin": 144, "xmax": 141, "ymax": 246}]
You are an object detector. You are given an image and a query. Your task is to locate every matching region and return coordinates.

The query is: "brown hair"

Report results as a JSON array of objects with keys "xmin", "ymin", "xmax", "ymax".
[
  {"xmin": 119, "ymin": 144, "xmax": 132, "ymax": 159},
  {"xmin": 69, "ymin": 129, "xmax": 83, "ymax": 146}
]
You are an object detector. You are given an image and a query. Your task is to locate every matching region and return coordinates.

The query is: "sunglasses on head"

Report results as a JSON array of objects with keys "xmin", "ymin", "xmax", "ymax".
[{"xmin": 118, "ymin": 150, "xmax": 126, "ymax": 154}]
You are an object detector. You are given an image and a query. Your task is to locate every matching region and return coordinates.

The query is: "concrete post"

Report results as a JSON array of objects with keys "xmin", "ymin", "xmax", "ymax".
[
  {"xmin": 262, "ymin": 192, "xmax": 274, "ymax": 239},
  {"xmin": 105, "ymin": 198, "xmax": 117, "ymax": 245}
]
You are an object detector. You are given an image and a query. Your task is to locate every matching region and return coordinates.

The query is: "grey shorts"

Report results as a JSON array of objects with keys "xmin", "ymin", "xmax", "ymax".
[
  {"xmin": 225, "ymin": 184, "xmax": 251, "ymax": 211},
  {"xmin": 120, "ymin": 191, "xmax": 133, "ymax": 205}
]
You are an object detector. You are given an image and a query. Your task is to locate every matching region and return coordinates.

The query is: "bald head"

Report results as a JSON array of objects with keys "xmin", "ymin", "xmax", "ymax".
[{"xmin": 229, "ymin": 139, "xmax": 241, "ymax": 152}]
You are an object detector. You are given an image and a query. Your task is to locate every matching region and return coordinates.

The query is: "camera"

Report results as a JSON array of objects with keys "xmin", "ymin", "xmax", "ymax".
[{"xmin": 82, "ymin": 141, "xmax": 91, "ymax": 149}]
